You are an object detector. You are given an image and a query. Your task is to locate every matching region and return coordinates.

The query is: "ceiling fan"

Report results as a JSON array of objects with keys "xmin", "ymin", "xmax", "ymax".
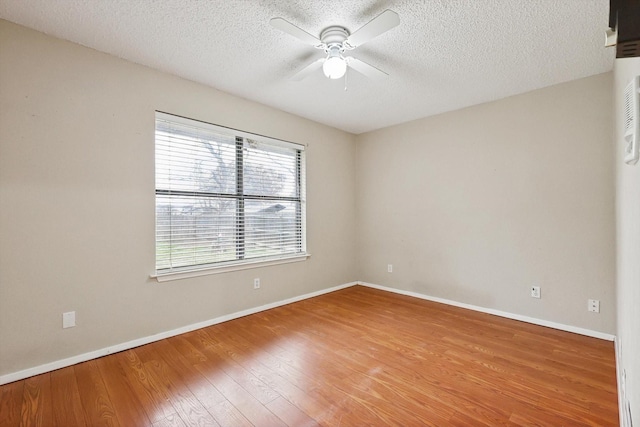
[{"xmin": 270, "ymin": 9, "xmax": 400, "ymax": 81}]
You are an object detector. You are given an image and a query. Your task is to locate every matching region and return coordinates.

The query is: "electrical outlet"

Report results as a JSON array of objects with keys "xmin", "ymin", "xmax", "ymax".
[
  {"xmin": 387, "ymin": 264, "xmax": 393, "ymax": 273},
  {"xmin": 531, "ymin": 286, "xmax": 541, "ymax": 299},
  {"xmin": 253, "ymin": 278, "xmax": 261, "ymax": 289},
  {"xmin": 588, "ymin": 299, "xmax": 600, "ymax": 313},
  {"xmin": 63, "ymin": 311, "xmax": 76, "ymax": 328}
]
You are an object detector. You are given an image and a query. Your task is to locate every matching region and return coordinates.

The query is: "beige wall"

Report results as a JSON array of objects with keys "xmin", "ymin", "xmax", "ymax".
[
  {"xmin": 355, "ymin": 73, "xmax": 616, "ymax": 334},
  {"xmin": 614, "ymin": 57, "xmax": 640, "ymax": 424},
  {"xmin": 0, "ymin": 20, "xmax": 357, "ymax": 377}
]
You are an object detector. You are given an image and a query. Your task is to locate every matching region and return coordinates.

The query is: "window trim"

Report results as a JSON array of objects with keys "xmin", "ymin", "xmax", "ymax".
[
  {"xmin": 151, "ymin": 253, "xmax": 311, "ymax": 282},
  {"xmin": 153, "ymin": 112, "xmax": 308, "ymax": 279}
]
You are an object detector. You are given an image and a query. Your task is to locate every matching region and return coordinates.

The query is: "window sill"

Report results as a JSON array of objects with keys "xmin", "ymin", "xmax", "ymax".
[{"xmin": 151, "ymin": 253, "xmax": 311, "ymax": 282}]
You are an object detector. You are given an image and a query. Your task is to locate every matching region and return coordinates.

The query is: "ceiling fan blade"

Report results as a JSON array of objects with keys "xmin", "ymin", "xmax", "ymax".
[
  {"xmin": 290, "ymin": 58, "xmax": 324, "ymax": 81},
  {"xmin": 346, "ymin": 9, "xmax": 400, "ymax": 47},
  {"xmin": 346, "ymin": 57, "xmax": 388, "ymax": 79},
  {"xmin": 270, "ymin": 17, "xmax": 321, "ymax": 46}
]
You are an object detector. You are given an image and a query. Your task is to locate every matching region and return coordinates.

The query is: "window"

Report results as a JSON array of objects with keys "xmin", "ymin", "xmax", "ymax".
[{"xmin": 155, "ymin": 112, "xmax": 306, "ymax": 275}]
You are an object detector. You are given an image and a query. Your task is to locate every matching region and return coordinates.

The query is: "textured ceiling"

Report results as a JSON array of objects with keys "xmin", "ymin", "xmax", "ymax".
[{"xmin": 0, "ymin": 0, "xmax": 614, "ymax": 134}]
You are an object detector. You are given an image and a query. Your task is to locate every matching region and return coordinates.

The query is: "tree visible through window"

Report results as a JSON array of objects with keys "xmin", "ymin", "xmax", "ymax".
[{"xmin": 155, "ymin": 112, "xmax": 306, "ymax": 272}]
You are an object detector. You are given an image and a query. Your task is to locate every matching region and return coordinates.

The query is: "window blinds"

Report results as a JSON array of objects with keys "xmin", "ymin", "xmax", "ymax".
[{"xmin": 155, "ymin": 112, "xmax": 306, "ymax": 272}]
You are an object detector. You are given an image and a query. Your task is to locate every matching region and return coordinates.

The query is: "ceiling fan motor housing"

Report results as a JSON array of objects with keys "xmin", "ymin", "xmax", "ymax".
[{"xmin": 320, "ymin": 26, "xmax": 350, "ymax": 50}]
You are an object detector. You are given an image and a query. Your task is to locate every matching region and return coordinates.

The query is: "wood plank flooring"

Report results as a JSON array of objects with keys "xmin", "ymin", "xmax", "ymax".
[{"xmin": 0, "ymin": 285, "xmax": 619, "ymax": 426}]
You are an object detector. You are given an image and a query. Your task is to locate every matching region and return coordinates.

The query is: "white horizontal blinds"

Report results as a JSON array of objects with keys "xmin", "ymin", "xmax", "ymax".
[
  {"xmin": 155, "ymin": 112, "xmax": 305, "ymax": 272},
  {"xmin": 155, "ymin": 195, "xmax": 238, "ymax": 269},
  {"xmin": 155, "ymin": 117, "xmax": 238, "ymax": 270},
  {"xmin": 155, "ymin": 119, "xmax": 236, "ymax": 193},
  {"xmin": 242, "ymin": 140, "xmax": 303, "ymax": 259}
]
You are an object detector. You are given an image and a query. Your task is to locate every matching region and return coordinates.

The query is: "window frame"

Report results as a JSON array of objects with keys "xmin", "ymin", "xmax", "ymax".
[{"xmin": 153, "ymin": 112, "xmax": 308, "ymax": 281}]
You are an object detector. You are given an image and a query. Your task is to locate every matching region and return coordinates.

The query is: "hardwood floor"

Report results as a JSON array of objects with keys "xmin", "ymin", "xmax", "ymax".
[{"xmin": 0, "ymin": 285, "xmax": 618, "ymax": 426}]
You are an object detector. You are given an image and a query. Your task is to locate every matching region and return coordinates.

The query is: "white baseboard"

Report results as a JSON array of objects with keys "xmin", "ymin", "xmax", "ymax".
[
  {"xmin": 358, "ymin": 282, "xmax": 616, "ymax": 341},
  {"xmin": 0, "ymin": 280, "xmax": 615, "ymax": 386},
  {"xmin": 0, "ymin": 281, "xmax": 357, "ymax": 386}
]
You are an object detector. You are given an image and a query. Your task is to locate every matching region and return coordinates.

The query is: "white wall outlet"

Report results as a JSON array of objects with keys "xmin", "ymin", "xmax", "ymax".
[
  {"xmin": 253, "ymin": 278, "xmax": 261, "ymax": 289},
  {"xmin": 387, "ymin": 264, "xmax": 393, "ymax": 273},
  {"xmin": 62, "ymin": 311, "xmax": 76, "ymax": 328},
  {"xmin": 588, "ymin": 299, "xmax": 600, "ymax": 313},
  {"xmin": 531, "ymin": 286, "xmax": 541, "ymax": 299}
]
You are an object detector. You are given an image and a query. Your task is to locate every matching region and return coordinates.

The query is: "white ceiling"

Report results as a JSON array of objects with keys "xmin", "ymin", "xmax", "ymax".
[{"xmin": 0, "ymin": 0, "xmax": 613, "ymax": 134}]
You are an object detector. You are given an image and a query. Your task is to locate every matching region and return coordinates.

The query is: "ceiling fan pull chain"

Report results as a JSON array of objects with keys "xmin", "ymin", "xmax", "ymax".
[{"xmin": 344, "ymin": 67, "xmax": 348, "ymax": 91}]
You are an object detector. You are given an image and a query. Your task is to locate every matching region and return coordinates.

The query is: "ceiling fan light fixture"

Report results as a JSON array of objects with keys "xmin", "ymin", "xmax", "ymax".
[
  {"xmin": 323, "ymin": 56, "xmax": 346, "ymax": 79},
  {"xmin": 322, "ymin": 47, "xmax": 347, "ymax": 79}
]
